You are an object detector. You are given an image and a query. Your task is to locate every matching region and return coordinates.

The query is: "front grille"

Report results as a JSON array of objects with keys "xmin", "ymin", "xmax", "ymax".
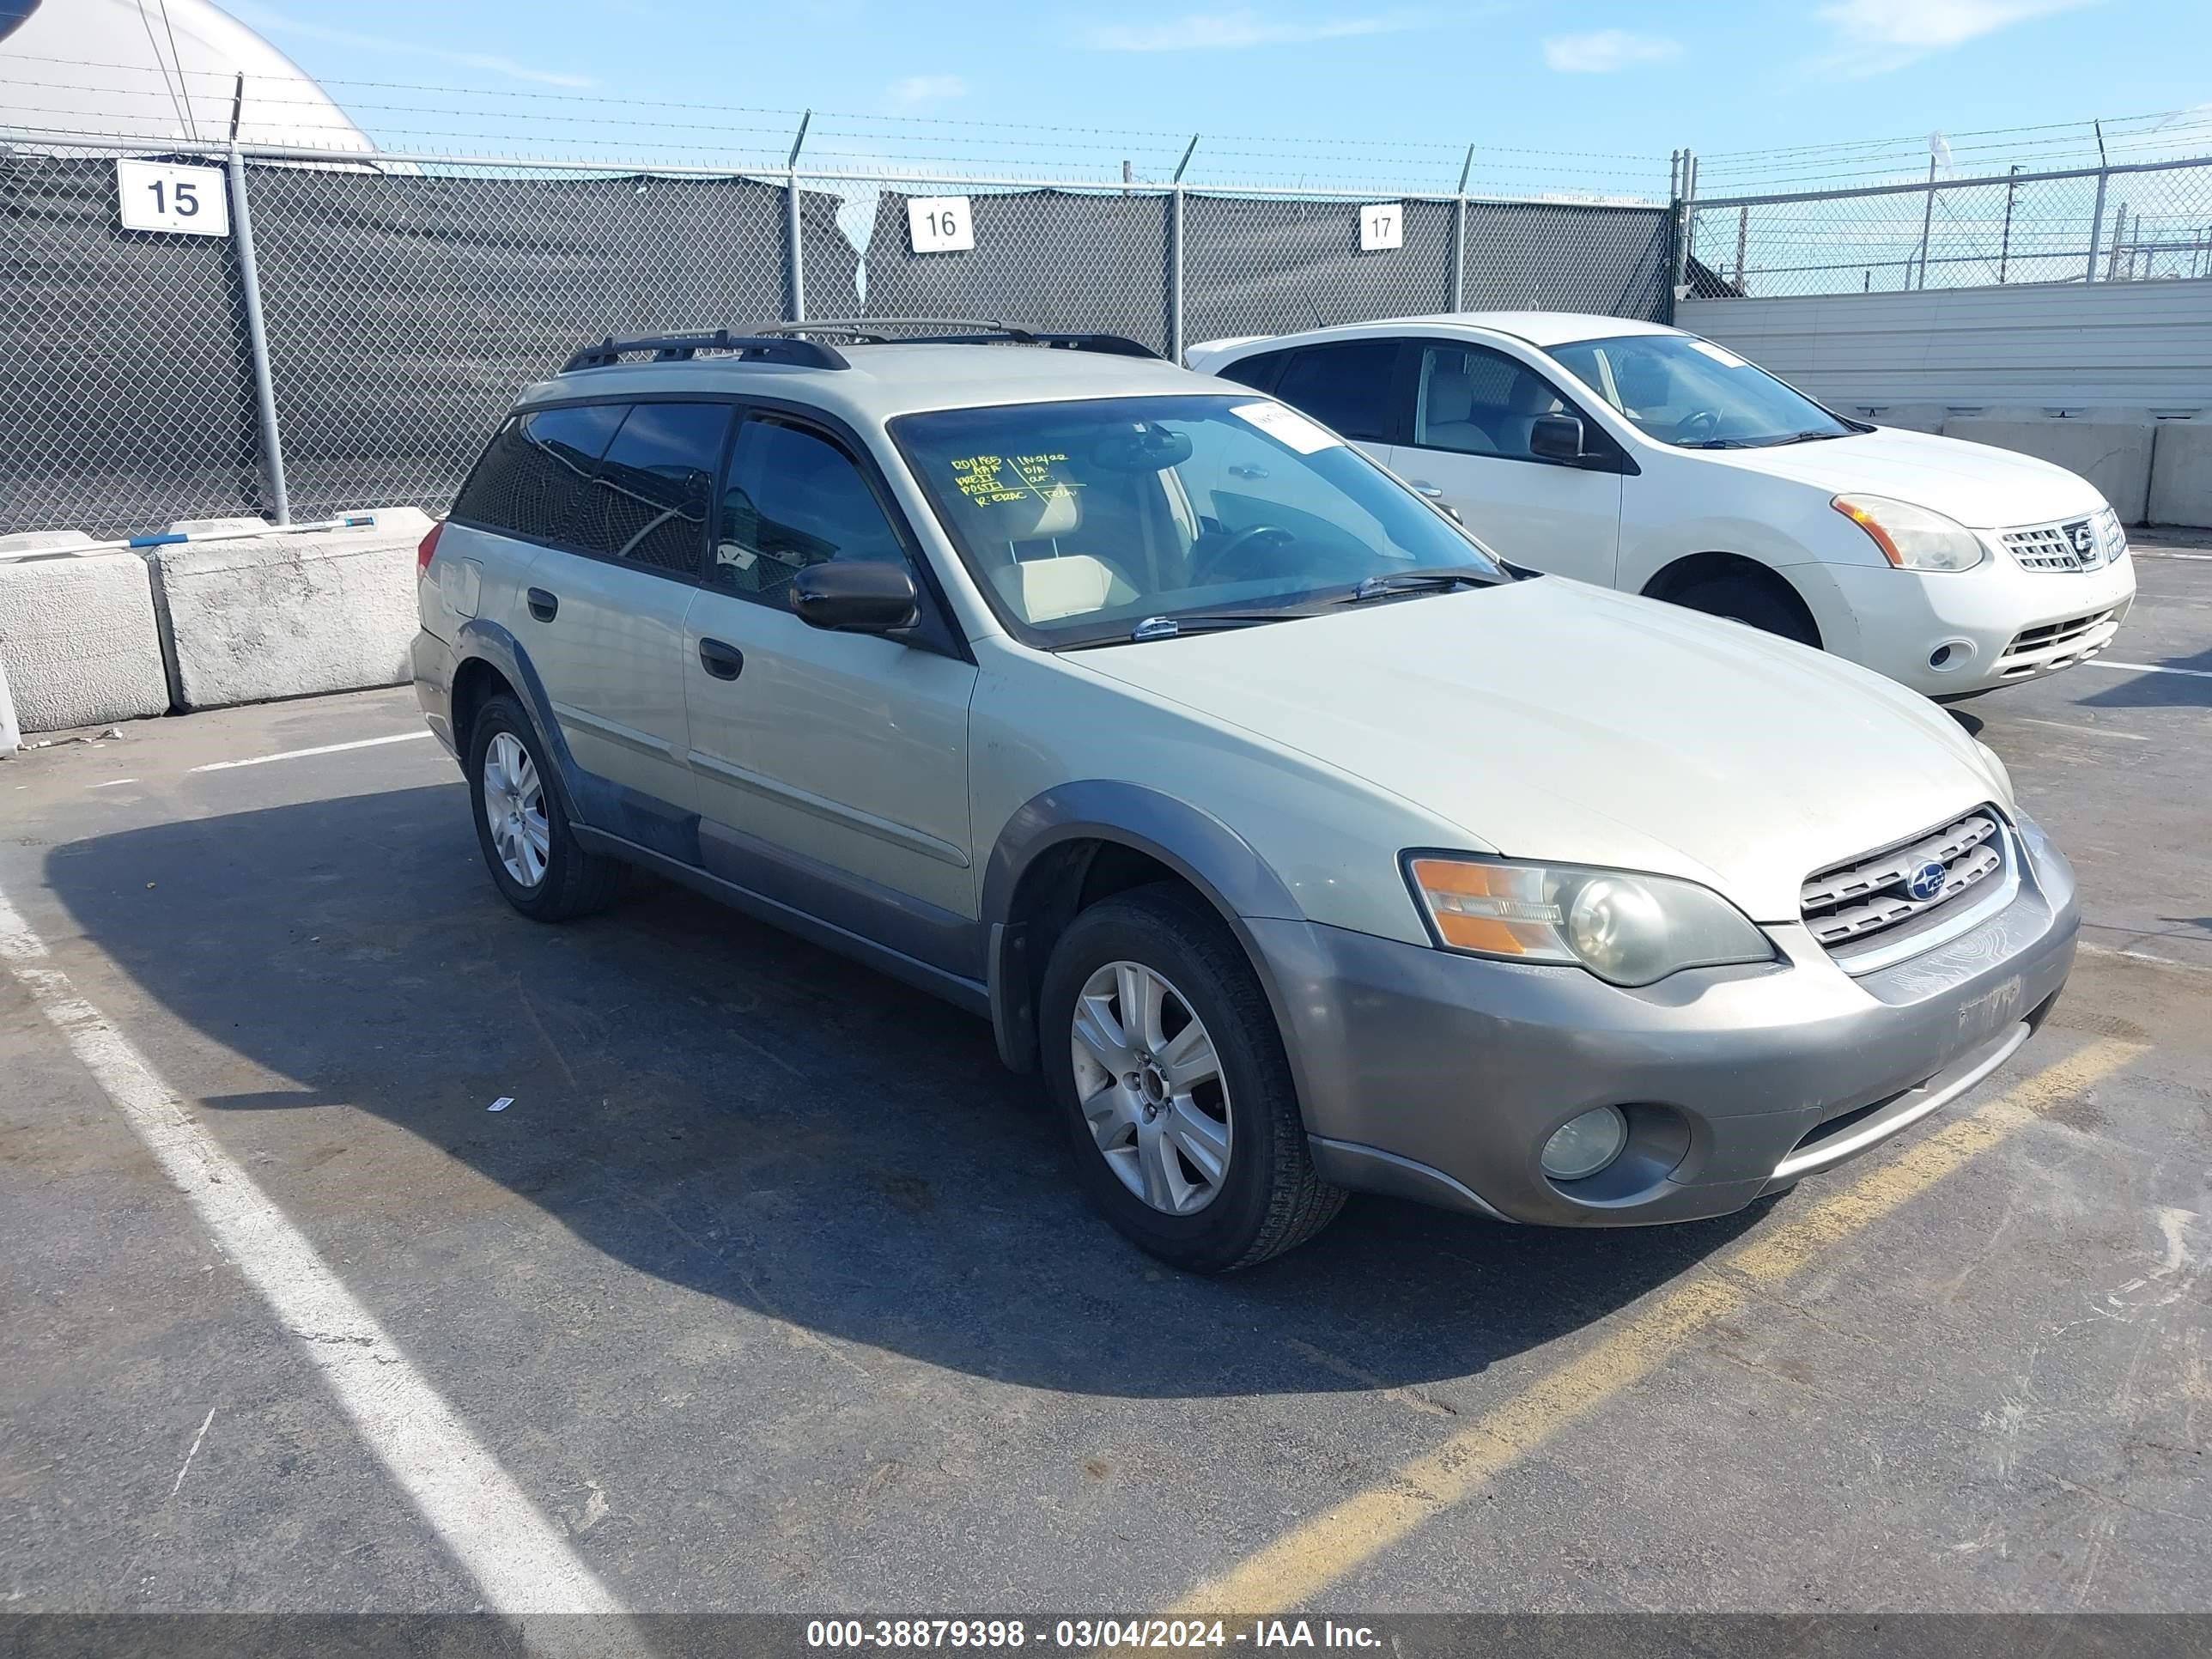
[
  {"xmin": 1801, "ymin": 808, "xmax": 2008, "ymax": 959},
  {"xmin": 2002, "ymin": 509, "xmax": 2126, "ymax": 573}
]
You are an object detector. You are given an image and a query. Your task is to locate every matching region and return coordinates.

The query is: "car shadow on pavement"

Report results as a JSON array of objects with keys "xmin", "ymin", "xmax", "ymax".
[{"xmin": 44, "ymin": 784, "xmax": 1768, "ymax": 1401}]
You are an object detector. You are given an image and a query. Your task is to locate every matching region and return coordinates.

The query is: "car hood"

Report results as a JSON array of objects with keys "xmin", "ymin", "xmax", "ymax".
[
  {"xmin": 1075, "ymin": 578, "xmax": 2009, "ymax": 922},
  {"xmin": 1696, "ymin": 423, "xmax": 2106, "ymax": 529}
]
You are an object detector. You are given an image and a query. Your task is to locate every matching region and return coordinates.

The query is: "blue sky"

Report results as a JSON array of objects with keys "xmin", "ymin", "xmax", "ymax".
[{"xmin": 222, "ymin": 1, "xmax": 2212, "ymax": 195}]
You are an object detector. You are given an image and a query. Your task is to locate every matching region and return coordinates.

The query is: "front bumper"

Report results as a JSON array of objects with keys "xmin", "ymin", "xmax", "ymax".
[
  {"xmin": 1254, "ymin": 822, "xmax": 2078, "ymax": 1227},
  {"xmin": 1797, "ymin": 549, "xmax": 2136, "ymax": 696}
]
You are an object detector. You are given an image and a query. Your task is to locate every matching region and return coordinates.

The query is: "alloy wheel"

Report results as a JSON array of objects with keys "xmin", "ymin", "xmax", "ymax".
[
  {"xmin": 1069, "ymin": 960, "xmax": 1232, "ymax": 1215},
  {"xmin": 483, "ymin": 731, "xmax": 550, "ymax": 889}
]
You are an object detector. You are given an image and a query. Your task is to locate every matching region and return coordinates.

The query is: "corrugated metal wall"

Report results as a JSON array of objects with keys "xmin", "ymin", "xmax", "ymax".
[{"xmin": 1678, "ymin": 277, "xmax": 2212, "ymax": 417}]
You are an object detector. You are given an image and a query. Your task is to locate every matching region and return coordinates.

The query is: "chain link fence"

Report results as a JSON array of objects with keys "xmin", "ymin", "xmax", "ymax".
[
  {"xmin": 1685, "ymin": 155, "xmax": 2212, "ymax": 299},
  {"xmin": 0, "ymin": 137, "xmax": 1672, "ymax": 538}
]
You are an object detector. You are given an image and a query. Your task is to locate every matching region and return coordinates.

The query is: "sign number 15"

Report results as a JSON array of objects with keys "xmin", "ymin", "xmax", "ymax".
[{"xmin": 116, "ymin": 159, "xmax": 231, "ymax": 237}]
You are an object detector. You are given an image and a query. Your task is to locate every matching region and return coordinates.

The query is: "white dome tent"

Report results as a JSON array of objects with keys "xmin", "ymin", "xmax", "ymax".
[{"xmin": 0, "ymin": 0, "xmax": 376, "ymax": 156}]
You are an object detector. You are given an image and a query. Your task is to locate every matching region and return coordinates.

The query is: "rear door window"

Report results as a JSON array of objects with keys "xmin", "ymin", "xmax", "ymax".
[
  {"xmin": 452, "ymin": 403, "xmax": 624, "ymax": 543},
  {"xmin": 1213, "ymin": 349, "xmax": 1287, "ymax": 392},
  {"xmin": 568, "ymin": 401, "xmax": 733, "ymax": 575},
  {"xmin": 1267, "ymin": 340, "xmax": 1401, "ymax": 443}
]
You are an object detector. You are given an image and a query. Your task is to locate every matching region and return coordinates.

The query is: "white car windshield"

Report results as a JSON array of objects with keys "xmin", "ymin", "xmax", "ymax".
[
  {"xmin": 891, "ymin": 393, "xmax": 1506, "ymax": 645},
  {"xmin": 1547, "ymin": 334, "xmax": 1859, "ymax": 450}
]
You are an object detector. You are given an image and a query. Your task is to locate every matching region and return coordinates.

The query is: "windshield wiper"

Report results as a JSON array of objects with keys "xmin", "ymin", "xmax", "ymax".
[
  {"xmin": 1680, "ymin": 436, "xmax": 1762, "ymax": 449},
  {"xmin": 1058, "ymin": 610, "xmax": 1317, "ymax": 649},
  {"xmin": 1767, "ymin": 428, "xmax": 1853, "ymax": 445},
  {"xmin": 1345, "ymin": 568, "xmax": 1497, "ymax": 603}
]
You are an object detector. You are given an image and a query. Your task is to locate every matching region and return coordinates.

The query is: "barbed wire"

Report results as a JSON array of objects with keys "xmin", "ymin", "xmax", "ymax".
[{"xmin": 0, "ymin": 51, "xmax": 1669, "ymax": 194}]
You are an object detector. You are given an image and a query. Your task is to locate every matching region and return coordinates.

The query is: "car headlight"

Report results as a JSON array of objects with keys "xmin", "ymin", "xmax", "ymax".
[
  {"xmin": 2092, "ymin": 505, "xmax": 2128, "ymax": 564},
  {"xmin": 1832, "ymin": 493, "xmax": 1985, "ymax": 572},
  {"xmin": 1404, "ymin": 855, "xmax": 1775, "ymax": 987}
]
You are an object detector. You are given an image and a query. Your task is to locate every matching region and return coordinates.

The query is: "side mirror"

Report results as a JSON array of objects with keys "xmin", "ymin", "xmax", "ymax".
[
  {"xmin": 1528, "ymin": 414, "xmax": 1586, "ymax": 462},
  {"xmin": 789, "ymin": 561, "xmax": 920, "ymax": 634}
]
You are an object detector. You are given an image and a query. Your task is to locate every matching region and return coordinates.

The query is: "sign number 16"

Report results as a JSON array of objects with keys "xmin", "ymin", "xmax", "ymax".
[{"xmin": 908, "ymin": 195, "xmax": 976, "ymax": 254}]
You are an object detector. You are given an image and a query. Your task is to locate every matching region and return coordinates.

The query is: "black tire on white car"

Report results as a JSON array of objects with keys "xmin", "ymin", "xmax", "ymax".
[{"xmin": 1670, "ymin": 572, "xmax": 1820, "ymax": 647}]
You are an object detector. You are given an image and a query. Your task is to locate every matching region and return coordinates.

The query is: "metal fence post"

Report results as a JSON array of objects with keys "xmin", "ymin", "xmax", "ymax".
[
  {"xmin": 785, "ymin": 111, "xmax": 811, "ymax": 323},
  {"xmin": 1451, "ymin": 144, "xmax": 1474, "ymax": 312},
  {"xmin": 1914, "ymin": 156, "xmax": 1936, "ymax": 290},
  {"xmin": 2085, "ymin": 122, "xmax": 2109, "ymax": 283},
  {"xmin": 1671, "ymin": 150, "xmax": 1697, "ymax": 302},
  {"xmin": 1169, "ymin": 134, "xmax": 1198, "ymax": 362},
  {"xmin": 224, "ymin": 144, "xmax": 289, "ymax": 526}
]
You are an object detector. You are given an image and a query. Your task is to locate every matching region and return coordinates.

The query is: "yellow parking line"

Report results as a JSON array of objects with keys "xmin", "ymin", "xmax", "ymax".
[{"xmin": 1167, "ymin": 1036, "xmax": 2143, "ymax": 1616}]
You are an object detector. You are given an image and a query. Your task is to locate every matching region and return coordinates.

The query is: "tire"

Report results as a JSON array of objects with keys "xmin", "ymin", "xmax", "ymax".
[
  {"xmin": 1039, "ymin": 883, "xmax": 1346, "ymax": 1273},
  {"xmin": 465, "ymin": 694, "xmax": 623, "ymax": 922},
  {"xmin": 1670, "ymin": 572, "xmax": 1820, "ymax": 647}
]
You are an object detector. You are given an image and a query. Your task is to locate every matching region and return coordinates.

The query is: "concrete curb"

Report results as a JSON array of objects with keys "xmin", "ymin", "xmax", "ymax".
[
  {"xmin": 0, "ymin": 551, "xmax": 172, "ymax": 734},
  {"xmin": 154, "ymin": 508, "xmax": 434, "ymax": 712},
  {"xmin": 0, "ymin": 509, "xmax": 433, "ymax": 736},
  {"xmin": 2149, "ymin": 421, "xmax": 2212, "ymax": 530}
]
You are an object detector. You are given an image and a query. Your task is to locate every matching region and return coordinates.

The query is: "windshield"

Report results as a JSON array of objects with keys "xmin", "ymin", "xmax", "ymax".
[
  {"xmin": 1546, "ymin": 333, "xmax": 1856, "ymax": 448},
  {"xmin": 890, "ymin": 393, "xmax": 1505, "ymax": 644}
]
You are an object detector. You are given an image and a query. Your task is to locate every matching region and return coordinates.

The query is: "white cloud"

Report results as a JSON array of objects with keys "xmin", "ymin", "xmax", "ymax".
[
  {"xmin": 1540, "ymin": 29, "xmax": 1682, "ymax": 73},
  {"xmin": 228, "ymin": 3, "xmax": 594, "ymax": 88},
  {"xmin": 1814, "ymin": 0, "xmax": 2098, "ymax": 75},
  {"xmin": 888, "ymin": 74, "xmax": 968, "ymax": 107},
  {"xmin": 1082, "ymin": 9, "xmax": 1419, "ymax": 51}
]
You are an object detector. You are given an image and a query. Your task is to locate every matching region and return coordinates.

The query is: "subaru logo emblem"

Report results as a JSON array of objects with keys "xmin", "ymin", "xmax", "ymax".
[{"xmin": 1904, "ymin": 860, "xmax": 1947, "ymax": 902}]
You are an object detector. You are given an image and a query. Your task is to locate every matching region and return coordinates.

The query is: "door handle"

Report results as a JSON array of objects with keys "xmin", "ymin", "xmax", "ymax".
[
  {"xmin": 697, "ymin": 638, "xmax": 744, "ymax": 681},
  {"xmin": 526, "ymin": 586, "xmax": 558, "ymax": 623},
  {"xmin": 1409, "ymin": 482, "xmax": 1445, "ymax": 498}
]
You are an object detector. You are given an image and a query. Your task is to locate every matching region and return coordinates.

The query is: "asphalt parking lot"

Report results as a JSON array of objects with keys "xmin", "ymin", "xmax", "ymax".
[{"xmin": 2, "ymin": 543, "xmax": 2207, "ymax": 1626}]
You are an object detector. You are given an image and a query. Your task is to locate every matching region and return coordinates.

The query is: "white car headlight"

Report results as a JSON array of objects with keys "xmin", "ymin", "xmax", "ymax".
[
  {"xmin": 1405, "ymin": 856, "xmax": 1775, "ymax": 987},
  {"xmin": 1832, "ymin": 493, "xmax": 1986, "ymax": 572},
  {"xmin": 2092, "ymin": 505, "xmax": 2129, "ymax": 564}
]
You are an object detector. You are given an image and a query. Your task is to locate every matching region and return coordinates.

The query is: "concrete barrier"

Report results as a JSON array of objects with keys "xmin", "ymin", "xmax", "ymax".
[
  {"xmin": 2148, "ymin": 420, "xmax": 2212, "ymax": 528},
  {"xmin": 0, "ymin": 551, "xmax": 172, "ymax": 734},
  {"xmin": 152, "ymin": 507, "xmax": 434, "ymax": 712},
  {"xmin": 1941, "ymin": 418, "xmax": 2154, "ymax": 524},
  {"xmin": 1864, "ymin": 404, "xmax": 1947, "ymax": 434}
]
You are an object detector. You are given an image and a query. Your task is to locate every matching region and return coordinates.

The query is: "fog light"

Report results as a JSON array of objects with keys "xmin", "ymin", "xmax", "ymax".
[{"xmin": 1540, "ymin": 1106, "xmax": 1629, "ymax": 1182}]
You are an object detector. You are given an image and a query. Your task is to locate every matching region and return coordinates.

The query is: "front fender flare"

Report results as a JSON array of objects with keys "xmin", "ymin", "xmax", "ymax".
[{"xmin": 981, "ymin": 781, "xmax": 1305, "ymax": 1079}]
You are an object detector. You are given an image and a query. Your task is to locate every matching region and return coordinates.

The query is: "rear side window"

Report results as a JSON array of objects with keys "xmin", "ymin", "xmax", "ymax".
[
  {"xmin": 568, "ymin": 401, "xmax": 733, "ymax": 574},
  {"xmin": 1269, "ymin": 341, "xmax": 1399, "ymax": 442},
  {"xmin": 452, "ymin": 404, "xmax": 624, "ymax": 542},
  {"xmin": 1214, "ymin": 349, "xmax": 1285, "ymax": 392},
  {"xmin": 713, "ymin": 417, "xmax": 909, "ymax": 601}
]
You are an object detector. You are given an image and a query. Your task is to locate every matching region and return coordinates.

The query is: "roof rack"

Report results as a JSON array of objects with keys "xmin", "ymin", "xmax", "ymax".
[
  {"xmin": 561, "ymin": 329, "xmax": 849, "ymax": 374},
  {"xmin": 756, "ymin": 319, "xmax": 1163, "ymax": 360}
]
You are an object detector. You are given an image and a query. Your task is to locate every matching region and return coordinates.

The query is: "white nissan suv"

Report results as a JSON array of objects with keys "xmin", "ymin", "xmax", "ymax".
[
  {"xmin": 1188, "ymin": 314, "xmax": 2136, "ymax": 699},
  {"xmin": 416, "ymin": 320, "xmax": 2078, "ymax": 1272}
]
